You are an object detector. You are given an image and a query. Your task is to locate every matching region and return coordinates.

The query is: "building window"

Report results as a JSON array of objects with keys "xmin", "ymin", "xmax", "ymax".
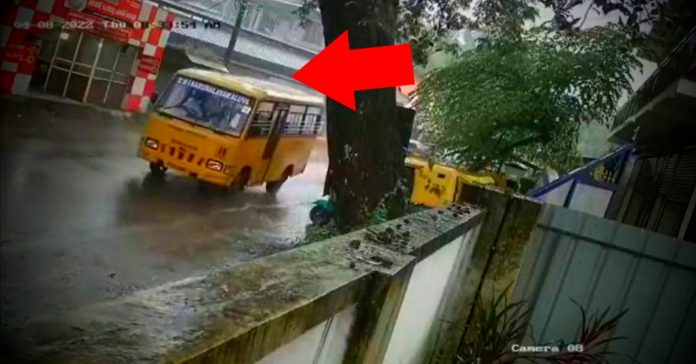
[
  {"xmin": 178, "ymin": 0, "xmax": 227, "ymax": 18},
  {"xmin": 622, "ymin": 146, "xmax": 696, "ymax": 242},
  {"xmin": 241, "ymin": 7, "xmax": 258, "ymax": 29},
  {"xmin": 38, "ymin": 29, "xmax": 137, "ymax": 108},
  {"xmin": 257, "ymin": 8, "xmax": 280, "ymax": 35}
]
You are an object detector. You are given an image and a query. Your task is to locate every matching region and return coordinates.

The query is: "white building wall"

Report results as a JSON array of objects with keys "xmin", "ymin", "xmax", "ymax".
[
  {"xmin": 315, "ymin": 304, "xmax": 356, "ymax": 364},
  {"xmin": 255, "ymin": 304, "xmax": 355, "ymax": 364},
  {"xmin": 568, "ymin": 182, "xmax": 614, "ymax": 217},
  {"xmin": 539, "ymin": 180, "xmax": 573, "ymax": 207},
  {"xmin": 383, "ymin": 234, "xmax": 467, "ymax": 364},
  {"xmin": 515, "ymin": 205, "xmax": 696, "ymax": 364}
]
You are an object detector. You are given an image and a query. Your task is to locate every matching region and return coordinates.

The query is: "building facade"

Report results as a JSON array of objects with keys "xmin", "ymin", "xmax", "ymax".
[
  {"xmin": 1, "ymin": 0, "xmax": 175, "ymax": 112},
  {"xmin": 609, "ymin": 25, "xmax": 696, "ymax": 243},
  {"xmin": 143, "ymin": 0, "xmax": 329, "ymax": 130},
  {"xmin": 530, "ymin": 24, "xmax": 696, "ymax": 243},
  {"xmin": 152, "ymin": 0, "xmax": 322, "ymax": 89}
]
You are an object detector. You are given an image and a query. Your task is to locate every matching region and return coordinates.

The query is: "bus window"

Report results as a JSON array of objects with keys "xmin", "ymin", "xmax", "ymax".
[
  {"xmin": 306, "ymin": 106, "xmax": 322, "ymax": 134},
  {"xmin": 158, "ymin": 76, "xmax": 253, "ymax": 136},
  {"xmin": 282, "ymin": 105, "xmax": 308, "ymax": 135},
  {"xmin": 281, "ymin": 105, "xmax": 323, "ymax": 136},
  {"xmin": 247, "ymin": 101, "xmax": 275, "ymax": 137}
]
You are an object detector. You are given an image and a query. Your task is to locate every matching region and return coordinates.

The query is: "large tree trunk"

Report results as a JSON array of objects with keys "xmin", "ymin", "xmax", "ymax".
[{"xmin": 318, "ymin": 0, "xmax": 409, "ymax": 230}]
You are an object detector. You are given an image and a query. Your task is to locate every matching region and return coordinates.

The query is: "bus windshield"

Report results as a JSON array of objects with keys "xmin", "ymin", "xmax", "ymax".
[{"xmin": 157, "ymin": 76, "xmax": 254, "ymax": 136}]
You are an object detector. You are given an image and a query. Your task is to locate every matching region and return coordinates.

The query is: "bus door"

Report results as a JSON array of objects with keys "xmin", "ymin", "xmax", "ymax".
[
  {"xmin": 259, "ymin": 104, "xmax": 289, "ymax": 183},
  {"xmin": 263, "ymin": 104, "xmax": 288, "ymax": 160}
]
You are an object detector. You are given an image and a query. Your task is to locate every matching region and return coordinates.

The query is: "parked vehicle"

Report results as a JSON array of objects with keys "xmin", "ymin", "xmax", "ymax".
[
  {"xmin": 405, "ymin": 156, "xmax": 498, "ymax": 207},
  {"xmin": 137, "ymin": 68, "xmax": 324, "ymax": 194},
  {"xmin": 309, "ymin": 156, "xmax": 497, "ymax": 225}
]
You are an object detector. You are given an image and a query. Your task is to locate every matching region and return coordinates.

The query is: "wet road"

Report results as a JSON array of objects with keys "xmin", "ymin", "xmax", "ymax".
[{"xmin": 0, "ymin": 96, "xmax": 327, "ymax": 337}]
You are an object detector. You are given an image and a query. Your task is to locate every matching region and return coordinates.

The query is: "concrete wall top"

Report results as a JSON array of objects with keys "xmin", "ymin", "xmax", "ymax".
[{"xmin": 9, "ymin": 205, "xmax": 483, "ymax": 364}]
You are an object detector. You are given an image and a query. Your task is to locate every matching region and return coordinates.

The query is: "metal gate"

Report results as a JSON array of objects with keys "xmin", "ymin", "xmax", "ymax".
[{"xmin": 41, "ymin": 29, "xmax": 136, "ymax": 108}]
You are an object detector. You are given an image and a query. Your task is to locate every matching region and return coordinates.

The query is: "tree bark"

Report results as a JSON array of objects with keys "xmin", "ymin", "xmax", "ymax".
[{"xmin": 317, "ymin": 0, "xmax": 409, "ymax": 230}]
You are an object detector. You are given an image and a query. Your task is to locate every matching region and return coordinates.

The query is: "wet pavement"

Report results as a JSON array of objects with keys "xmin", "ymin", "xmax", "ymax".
[{"xmin": 0, "ymin": 96, "xmax": 327, "ymax": 342}]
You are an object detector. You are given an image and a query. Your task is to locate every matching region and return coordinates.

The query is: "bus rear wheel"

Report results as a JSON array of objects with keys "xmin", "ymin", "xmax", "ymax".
[
  {"xmin": 149, "ymin": 162, "xmax": 167, "ymax": 179},
  {"xmin": 265, "ymin": 171, "xmax": 289, "ymax": 195}
]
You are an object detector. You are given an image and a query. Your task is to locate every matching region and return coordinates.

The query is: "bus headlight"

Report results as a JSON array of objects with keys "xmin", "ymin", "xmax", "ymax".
[
  {"xmin": 144, "ymin": 138, "xmax": 159, "ymax": 150},
  {"xmin": 206, "ymin": 159, "xmax": 223, "ymax": 171}
]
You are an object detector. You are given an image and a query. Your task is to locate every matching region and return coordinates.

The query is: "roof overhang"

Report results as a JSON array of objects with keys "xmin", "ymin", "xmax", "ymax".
[{"xmin": 610, "ymin": 78, "xmax": 696, "ymax": 155}]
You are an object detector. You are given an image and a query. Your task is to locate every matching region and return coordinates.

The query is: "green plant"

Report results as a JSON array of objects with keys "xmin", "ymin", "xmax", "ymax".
[
  {"xmin": 533, "ymin": 301, "xmax": 628, "ymax": 364},
  {"xmin": 457, "ymin": 286, "xmax": 530, "ymax": 364},
  {"xmin": 301, "ymin": 222, "xmax": 340, "ymax": 244},
  {"xmin": 455, "ymin": 289, "xmax": 629, "ymax": 364}
]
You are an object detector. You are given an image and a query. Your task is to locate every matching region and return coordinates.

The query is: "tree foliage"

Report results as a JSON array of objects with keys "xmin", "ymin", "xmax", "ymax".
[
  {"xmin": 420, "ymin": 26, "xmax": 641, "ymax": 171},
  {"xmin": 297, "ymin": 0, "xmax": 664, "ymax": 174},
  {"xmin": 293, "ymin": 0, "xmax": 669, "ymax": 227},
  {"xmin": 639, "ymin": 0, "xmax": 696, "ymax": 61},
  {"xmin": 411, "ymin": 0, "xmax": 661, "ymax": 172},
  {"xmin": 299, "ymin": 0, "xmax": 657, "ymax": 63}
]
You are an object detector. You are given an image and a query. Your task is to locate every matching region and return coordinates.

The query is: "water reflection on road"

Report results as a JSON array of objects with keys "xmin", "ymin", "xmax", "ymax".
[{"xmin": 0, "ymin": 97, "xmax": 328, "ymax": 340}]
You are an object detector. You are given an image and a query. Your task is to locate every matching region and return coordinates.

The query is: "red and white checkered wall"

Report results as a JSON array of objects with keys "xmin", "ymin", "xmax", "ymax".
[
  {"xmin": 123, "ymin": 1, "xmax": 175, "ymax": 112},
  {"xmin": 0, "ymin": 0, "xmax": 174, "ymax": 113}
]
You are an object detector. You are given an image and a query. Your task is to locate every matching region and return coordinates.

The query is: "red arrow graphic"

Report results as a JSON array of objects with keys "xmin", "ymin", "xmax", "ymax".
[{"xmin": 292, "ymin": 31, "xmax": 415, "ymax": 110}]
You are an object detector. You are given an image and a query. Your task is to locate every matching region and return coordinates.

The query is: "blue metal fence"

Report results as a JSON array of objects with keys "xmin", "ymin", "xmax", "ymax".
[{"xmin": 529, "ymin": 145, "xmax": 634, "ymax": 214}]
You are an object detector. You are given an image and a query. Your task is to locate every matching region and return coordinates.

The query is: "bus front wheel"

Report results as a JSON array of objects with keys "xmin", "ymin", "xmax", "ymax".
[
  {"xmin": 149, "ymin": 162, "xmax": 167, "ymax": 179},
  {"xmin": 230, "ymin": 168, "xmax": 251, "ymax": 192}
]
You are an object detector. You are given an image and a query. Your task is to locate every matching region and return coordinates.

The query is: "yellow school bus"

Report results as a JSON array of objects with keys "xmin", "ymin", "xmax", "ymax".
[{"xmin": 137, "ymin": 68, "xmax": 324, "ymax": 193}]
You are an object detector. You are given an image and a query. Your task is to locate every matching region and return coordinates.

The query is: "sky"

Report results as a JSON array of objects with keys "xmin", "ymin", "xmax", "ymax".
[{"xmin": 535, "ymin": 1, "xmax": 660, "ymax": 105}]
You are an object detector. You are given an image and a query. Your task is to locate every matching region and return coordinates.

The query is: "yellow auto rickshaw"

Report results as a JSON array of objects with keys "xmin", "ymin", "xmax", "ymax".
[
  {"xmin": 309, "ymin": 155, "xmax": 500, "ymax": 226},
  {"xmin": 405, "ymin": 156, "xmax": 498, "ymax": 208}
]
